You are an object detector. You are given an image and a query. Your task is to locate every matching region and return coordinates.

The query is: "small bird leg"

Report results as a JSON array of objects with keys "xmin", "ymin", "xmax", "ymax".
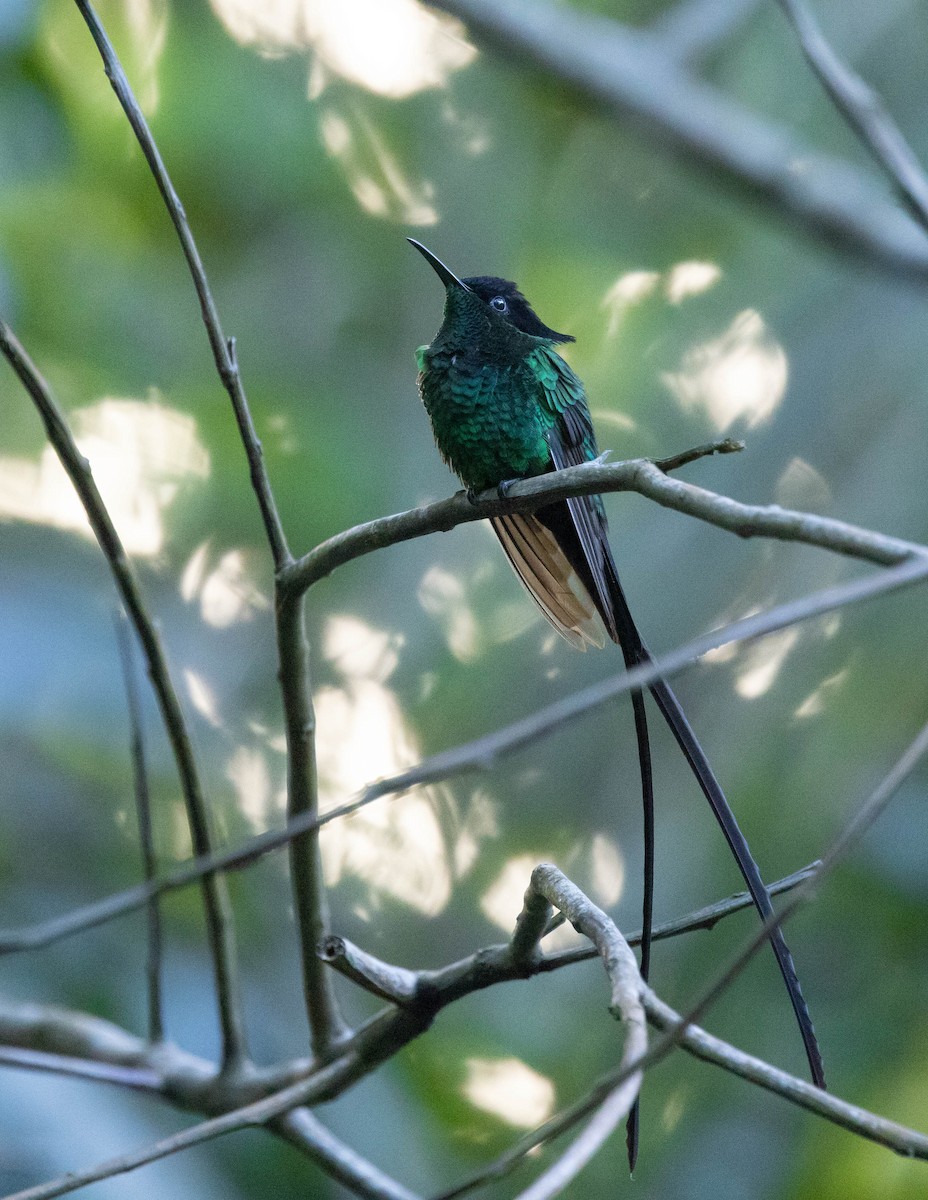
[{"xmin": 496, "ymin": 478, "xmax": 518, "ymax": 500}]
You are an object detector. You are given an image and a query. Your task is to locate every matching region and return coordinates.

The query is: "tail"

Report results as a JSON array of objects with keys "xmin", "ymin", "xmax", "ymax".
[
  {"xmin": 490, "ymin": 500, "xmax": 825, "ymax": 1162},
  {"xmin": 491, "ymin": 510, "xmax": 655, "ymax": 1169},
  {"xmin": 604, "ymin": 566, "xmax": 826, "ymax": 1089}
]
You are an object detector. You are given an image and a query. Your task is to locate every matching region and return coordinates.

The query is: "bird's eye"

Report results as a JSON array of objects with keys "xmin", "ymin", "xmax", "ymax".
[{"xmin": 490, "ymin": 296, "xmax": 508, "ymax": 313}]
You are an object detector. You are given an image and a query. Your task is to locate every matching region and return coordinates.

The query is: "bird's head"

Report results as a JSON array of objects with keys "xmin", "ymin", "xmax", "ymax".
[{"xmin": 407, "ymin": 239, "xmax": 574, "ymax": 346}]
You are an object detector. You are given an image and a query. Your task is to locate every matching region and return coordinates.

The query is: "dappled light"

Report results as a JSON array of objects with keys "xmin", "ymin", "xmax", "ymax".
[
  {"xmin": 795, "ymin": 667, "xmax": 851, "ymax": 720},
  {"xmin": 601, "ymin": 259, "xmax": 722, "ymax": 337},
  {"xmin": 225, "ymin": 745, "xmax": 277, "ymax": 830},
  {"xmin": 8, "ymin": 2, "xmax": 928, "ymax": 1194},
  {"xmin": 319, "ymin": 106, "xmax": 438, "ymax": 225},
  {"xmin": 589, "ymin": 833, "xmax": 624, "ymax": 908},
  {"xmin": 601, "ymin": 270, "xmax": 660, "ymax": 337},
  {"xmin": 183, "ymin": 668, "xmax": 223, "ymax": 728},
  {"xmin": 775, "ymin": 456, "xmax": 833, "ymax": 513},
  {"xmin": 209, "ymin": 0, "xmax": 475, "ymax": 97},
  {"xmin": 665, "ymin": 261, "xmax": 722, "ymax": 305},
  {"xmin": 0, "ymin": 396, "xmax": 209, "ymax": 556},
  {"xmin": 418, "ymin": 562, "xmax": 538, "ymax": 660},
  {"xmin": 462, "ymin": 1057, "xmax": 556, "ymax": 1129},
  {"xmin": 181, "ymin": 543, "xmax": 270, "ymax": 628},
  {"xmin": 418, "ymin": 565, "xmax": 480, "ymax": 661},
  {"xmin": 662, "ymin": 310, "xmax": 788, "ymax": 431},
  {"xmin": 316, "ymin": 615, "xmax": 495, "ymax": 914},
  {"xmin": 735, "ymin": 627, "xmax": 800, "ymax": 700}
]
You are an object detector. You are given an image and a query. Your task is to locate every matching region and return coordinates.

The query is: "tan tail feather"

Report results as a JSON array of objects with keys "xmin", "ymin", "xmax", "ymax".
[{"xmin": 492, "ymin": 514, "xmax": 606, "ymax": 649}]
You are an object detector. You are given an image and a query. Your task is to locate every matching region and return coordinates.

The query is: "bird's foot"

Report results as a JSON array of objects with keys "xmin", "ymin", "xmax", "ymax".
[
  {"xmin": 464, "ymin": 487, "xmax": 480, "ymax": 506},
  {"xmin": 496, "ymin": 478, "xmax": 517, "ymax": 500}
]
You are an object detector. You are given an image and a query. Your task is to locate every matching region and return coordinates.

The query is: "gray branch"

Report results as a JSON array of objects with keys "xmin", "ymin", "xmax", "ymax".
[
  {"xmin": 73, "ymin": 0, "xmax": 289, "ymax": 568},
  {"xmin": 0, "ymin": 323, "xmax": 247, "ymax": 1069},
  {"xmin": 73, "ymin": 0, "xmax": 346, "ymax": 1058},
  {"xmin": 430, "ymin": 0, "xmax": 928, "ymax": 283},
  {"xmin": 776, "ymin": 0, "xmax": 928, "ymax": 233},
  {"xmin": 3, "ymin": 523, "xmax": 926, "ymax": 959},
  {"xmin": 114, "ymin": 614, "xmax": 164, "ymax": 1044},
  {"xmin": 284, "ymin": 454, "xmax": 925, "ymax": 598}
]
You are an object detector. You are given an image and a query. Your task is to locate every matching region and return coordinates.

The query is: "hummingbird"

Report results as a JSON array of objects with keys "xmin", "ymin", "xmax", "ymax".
[{"xmin": 408, "ymin": 239, "xmax": 825, "ymax": 1146}]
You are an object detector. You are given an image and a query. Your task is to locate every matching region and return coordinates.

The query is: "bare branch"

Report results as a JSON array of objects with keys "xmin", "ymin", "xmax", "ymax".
[
  {"xmin": 276, "ymin": 1110, "xmax": 423, "ymax": 1200},
  {"xmin": 430, "ymin": 0, "xmax": 928, "ymax": 283},
  {"xmin": 0, "ymin": 323, "xmax": 246, "ymax": 1068},
  {"xmin": 1, "ymin": 1001, "xmax": 436, "ymax": 1200},
  {"xmin": 652, "ymin": 436, "xmax": 744, "ymax": 473},
  {"xmin": 318, "ymin": 937, "xmax": 420, "ymax": 1005},
  {"xmin": 276, "ymin": 594, "xmax": 350, "ymax": 1055},
  {"xmin": 73, "ymin": 0, "xmax": 289, "ymax": 568},
  {"xmin": 283, "ymin": 455, "xmax": 925, "ymax": 597},
  {"xmin": 776, "ymin": 0, "xmax": 928, "ymax": 233},
  {"xmin": 654, "ymin": 0, "xmax": 763, "ymax": 66},
  {"xmin": 641, "ymin": 986, "xmax": 928, "ymax": 1156},
  {"xmin": 507, "ymin": 866, "xmax": 646, "ymax": 1200},
  {"xmin": 71, "ymin": 0, "xmax": 347, "ymax": 1056},
  {"xmin": 3, "ymin": 537, "xmax": 926, "ymax": 958},
  {"xmin": 0, "ymin": 1046, "xmax": 162, "ymax": 1092},
  {"xmin": 114, "ymin": 614, "xmax": 164, "ymax": 1044}
]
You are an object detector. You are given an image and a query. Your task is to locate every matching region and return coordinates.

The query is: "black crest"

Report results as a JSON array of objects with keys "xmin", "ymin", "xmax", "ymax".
[{"xmin": 463, "ymin": 275, "xmax": 575, "ymax": 344}]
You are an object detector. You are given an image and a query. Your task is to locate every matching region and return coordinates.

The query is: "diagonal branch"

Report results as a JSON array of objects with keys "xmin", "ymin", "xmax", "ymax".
[
  {"xmin": 0, "ymin": 322, "xmax": 246, "ymax": 1069},
  {"xmin": 776, "ymin": 0, "xmax": 928, "ymax": 234},
  {"xmin": 275, "ymin": 1110, "xmax": 423, "ymax": 1200},
  {"xmin": 3, "ymin": 537, "xmax": 926, "ymax": 958},
  {"xmin": 73, "ymin": 0, "xmax": 288, "ymax": 567},
  {"xmin": 430, "ymin": 0, "xmax": 928, "ymax": 283}
]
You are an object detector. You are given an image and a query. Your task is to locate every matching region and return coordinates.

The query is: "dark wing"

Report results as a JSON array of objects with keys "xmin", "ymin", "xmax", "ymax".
[{"xmin": 530, "ymin": 346, "xmax": 633, "ymax": 650}]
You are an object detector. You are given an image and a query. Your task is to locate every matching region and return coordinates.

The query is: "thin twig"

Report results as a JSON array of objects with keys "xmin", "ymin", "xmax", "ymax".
[
  {"xmin": 436, "ymin": 721, "xmax": 928, "ymax": 1195},
  {"xmin": 508, "ymin": 866, "xmax": 646, "ymax": 1200},
  {"xmin": 430, "ymin": 0, "xmax": 928, "ymax": 283},
  {"xmin": 275, "ymin": 1110, "xmax": 424, "ymax": 1200},
  {"xmin": 73, "ymin": 0, "xmax": 289, "ymax": 568},
  {"xmin": 3, "ymin": 544, "xmax": 926, "ymax": 958},
  {"xmin": 0, "ymin": 322, "xmax": 246, "ymax": 1069},
  {"xmin": 776, "ymin": 0, "xmax": 928, "ymax": 234},
  {"xmin": 0, "ymin": 1046, "xmax": 162, "ymax": 1092},
  {"xmin": 277, "ymin": 593, "xmax": 350, "ymax": 1055},
  {"xmin": 652, "ymin": 436, "xmax": 744, "ymax": 473},
  {"xmin": 114, "ymin": 613, "xmax": 164, "ymax": 1044},
  {"xmin": 73, "ymin": 0, "xmax": 346, "ymax": 1057},
  {"xmin": 654, "ymin": 0, "xmax": 763, "ymax": 65},
  {"xmin": 282, "ymin": 456, "xmax": 925, "ymax": 596}
]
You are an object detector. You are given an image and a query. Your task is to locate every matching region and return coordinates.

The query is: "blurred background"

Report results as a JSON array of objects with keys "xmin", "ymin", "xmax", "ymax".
[{"xmin": 2, "ymin": 0, "xmax": 928, "ymax": 1196}]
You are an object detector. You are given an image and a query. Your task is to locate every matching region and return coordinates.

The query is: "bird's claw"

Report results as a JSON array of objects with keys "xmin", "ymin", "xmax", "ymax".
[
  {"xmin": 496, "ymin": 478, "xmax": 517, "ymax": 500},
  {"xmin": 465, "ymin": 487, "xmax": 480, "ymax": 506}
]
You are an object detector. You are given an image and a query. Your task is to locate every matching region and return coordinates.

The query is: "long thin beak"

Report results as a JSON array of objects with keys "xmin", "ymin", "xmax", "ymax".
[{"xmin": 407, "ymin": 238, "xmax": 471, "ymax": 291}]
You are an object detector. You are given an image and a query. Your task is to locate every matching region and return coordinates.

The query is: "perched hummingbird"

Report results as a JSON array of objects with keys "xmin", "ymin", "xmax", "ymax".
[{"xmin": 408, "ymin": 239, "xmax": 825, "ymax": 1119}]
